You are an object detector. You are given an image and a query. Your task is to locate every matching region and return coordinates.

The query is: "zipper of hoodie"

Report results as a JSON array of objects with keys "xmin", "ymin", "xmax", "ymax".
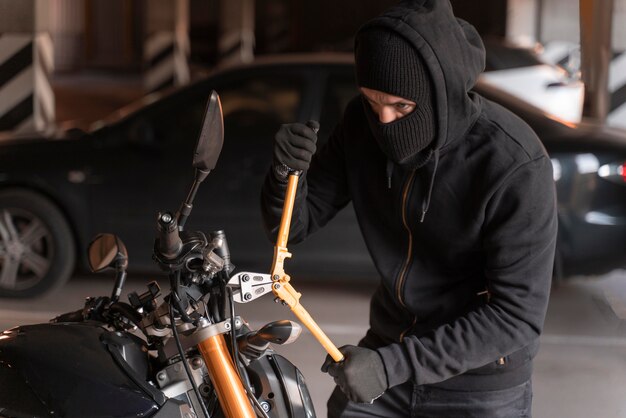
[{"xmin": 396, "ymin": 170, "xmax": 418, "ymax": 341}]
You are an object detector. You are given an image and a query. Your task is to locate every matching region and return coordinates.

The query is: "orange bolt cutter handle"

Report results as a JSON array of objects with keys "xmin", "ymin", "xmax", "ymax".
[{"xmin": 271, "ymin": 173, "xmax": 344, "ymax": 363}]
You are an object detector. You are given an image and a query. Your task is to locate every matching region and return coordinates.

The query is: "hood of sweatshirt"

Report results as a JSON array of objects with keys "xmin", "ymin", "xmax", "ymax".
[{"xmin": 355, "ymin": 0, "xmax": 485, "ymax": 156}]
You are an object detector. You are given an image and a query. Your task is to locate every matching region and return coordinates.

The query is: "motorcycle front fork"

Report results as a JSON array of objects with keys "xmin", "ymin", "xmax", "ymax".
[{"xmin": 197, "ymin": 334, "xmax": 255, "ymax": 418}]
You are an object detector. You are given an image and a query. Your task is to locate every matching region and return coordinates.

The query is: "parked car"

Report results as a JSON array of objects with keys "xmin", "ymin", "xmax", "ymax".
[
  {"xmin": 0, "ymin": 53, "xmax": 625, "ymax": 297},
  {"xmin": 481, "ymin": 37, "xmax": 584, "ymax": 124}
]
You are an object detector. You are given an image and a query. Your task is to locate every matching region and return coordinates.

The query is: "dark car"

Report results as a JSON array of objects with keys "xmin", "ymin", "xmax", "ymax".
[{"xmin": 1, "ymin": 53, "xmax": 625, "ymax": 297}]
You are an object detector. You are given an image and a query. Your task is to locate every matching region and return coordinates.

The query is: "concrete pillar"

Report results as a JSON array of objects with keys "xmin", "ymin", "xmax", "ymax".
[
  {"xmin": 506, "ymin": 0, "xmax": 539, "ymax": 46},
  {"xmin": 535, "ymin": 0, "xmax": 623, "ymax": 51},
  {"xmin": 607, "ymin": 0, "xmax": 626, "ymax": 129},
  {"xmin": 615, "ymin": 0, "xmax": 626, "ymax": 51},
  {"xmin": 143, "ymin": 0, "xmax": 190, "ymax": 93},
  {"xmin": 218, "ymin": 0, "xmax": 255, "ymax": 65},
  {"xmin": 0, "ymin": 0, "xmax": 54, "ymax": 133},
  {"xmin": 257, "ymin": 0, "xmax": 291, "ymax": 54},
  {"xmin": 608, "ymin": 52, "xmax": 626, "ymax": 128},
  {"xmin": 532, "ymin": 0, "xmax": 625, "ymax": 128},
  {"xmin": 49, "ymin": 0, "xmax": 85, "ymax": 72},
  {"xmin": 580, "ymin": 0, "xmax": 614, "ymax": 122}
]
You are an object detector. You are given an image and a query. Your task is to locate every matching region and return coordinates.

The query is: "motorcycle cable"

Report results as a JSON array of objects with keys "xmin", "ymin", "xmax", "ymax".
[
  {"xmin": 225, "ymin": 285, "xmax": 252, "ymax": 391},
  {"xmin": 226, "ymin": 285, "xmax": 271, "ymax": 418},
  {"xmin": 170, "ymin": 271, "xmax": 194, "ymax": 324},
  {"xmin": 169, "ymin": 290, "xmax": 211, "ymax": 418},
  {"xmin": 108, "ymin": 301, "xmax": 149, "ymax": 338},
  {"xmin": 206, "ymin": 386, "xmax": 219, "ymax": 417}
]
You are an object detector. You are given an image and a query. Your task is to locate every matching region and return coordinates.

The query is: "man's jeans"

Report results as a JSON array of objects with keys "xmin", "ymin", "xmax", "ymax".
[{"xmin": 327, "ymin": 379, "xmax": 532, "ymax": 418}]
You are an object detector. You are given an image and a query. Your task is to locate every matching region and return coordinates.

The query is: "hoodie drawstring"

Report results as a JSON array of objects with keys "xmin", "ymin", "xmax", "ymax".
[
  {"xmin": 420, "ymin": 149, "xmax": 439, "ymax": 223},
  {"xmin": 385, "ymin": 150, "xmax": 439, "ymax": 222},
  {"xmin": 386, "ymin": 159, "xmax": 394, "ymax": 189}
]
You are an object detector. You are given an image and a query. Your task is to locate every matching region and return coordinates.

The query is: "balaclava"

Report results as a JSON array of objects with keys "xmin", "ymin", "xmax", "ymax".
[{"xmin": 355, "ymin": 28, "xmax": 437, "ymax": 169}]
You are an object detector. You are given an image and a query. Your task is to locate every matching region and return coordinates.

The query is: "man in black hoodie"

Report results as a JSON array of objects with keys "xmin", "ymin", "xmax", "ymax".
[{"xmin": 261, "ymin": 1, "xmax": 557, "ymax": 417}]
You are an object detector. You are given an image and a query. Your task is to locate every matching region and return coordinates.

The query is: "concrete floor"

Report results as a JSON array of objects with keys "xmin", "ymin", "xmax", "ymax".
[{"xmin": 2, "ymin": 270, "xmax": 626, "ymax": 417}]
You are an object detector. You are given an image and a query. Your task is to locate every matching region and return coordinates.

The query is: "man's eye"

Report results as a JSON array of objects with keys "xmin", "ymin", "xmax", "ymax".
[{"xmin": 395, "ymin": 103, "xmax": 409, "ymax": 110}]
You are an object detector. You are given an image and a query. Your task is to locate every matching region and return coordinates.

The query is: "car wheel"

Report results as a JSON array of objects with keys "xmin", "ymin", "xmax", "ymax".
[{"xmin": 0, "ymin": 189, "xmax": 75, "ymax": 298}]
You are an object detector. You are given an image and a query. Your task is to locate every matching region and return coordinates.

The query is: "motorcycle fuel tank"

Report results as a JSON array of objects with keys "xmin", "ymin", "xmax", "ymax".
[{"xmin": 0, "ymin": 322, "xmax": 162, "ymax": 418}]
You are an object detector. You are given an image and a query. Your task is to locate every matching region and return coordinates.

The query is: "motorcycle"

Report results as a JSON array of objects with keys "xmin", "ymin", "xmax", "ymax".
[{"xmin": 0, "ymin": 91, "xmax": 343, "ymax": 418}]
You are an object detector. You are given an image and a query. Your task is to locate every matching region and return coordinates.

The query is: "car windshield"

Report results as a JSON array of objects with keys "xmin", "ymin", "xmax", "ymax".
[{"xmin": 94, "ymin": 70, "xmax": 305, "ymax": 151}]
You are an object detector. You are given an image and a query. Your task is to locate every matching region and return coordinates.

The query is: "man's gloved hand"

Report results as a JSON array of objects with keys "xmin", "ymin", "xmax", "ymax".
[
  {"xmin": 321, "ymin": 345, "xmax": 388, "ymax": 404},
  {"xmin": 273, "ymin": 120, "xmax": 319, "ymax": 180}
]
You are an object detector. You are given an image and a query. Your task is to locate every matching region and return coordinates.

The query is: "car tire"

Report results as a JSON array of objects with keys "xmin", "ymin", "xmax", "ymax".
[{"xmin": 0, "ymin": 188, "xmax": 76, "ymax": 298}]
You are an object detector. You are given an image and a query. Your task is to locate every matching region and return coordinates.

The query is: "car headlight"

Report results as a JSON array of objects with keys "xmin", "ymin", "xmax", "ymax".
[
  {"xmin": 598, "ymin": 162, "xmax": 626, "ymax": 185},
  {"xmin": 551, "ymin": 158, "xmax": 562, "ymax": 182}
]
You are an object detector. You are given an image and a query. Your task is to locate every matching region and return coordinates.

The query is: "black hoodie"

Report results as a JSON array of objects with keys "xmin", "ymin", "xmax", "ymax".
[{"xmin": 261, "ymin": 0, "xmax": 557, "ymax": 391}]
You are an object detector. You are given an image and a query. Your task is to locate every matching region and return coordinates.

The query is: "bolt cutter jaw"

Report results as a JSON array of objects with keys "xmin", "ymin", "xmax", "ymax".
[{"xmin": 227, "ymin": 272, "xmax": 274, "ymax": 303}]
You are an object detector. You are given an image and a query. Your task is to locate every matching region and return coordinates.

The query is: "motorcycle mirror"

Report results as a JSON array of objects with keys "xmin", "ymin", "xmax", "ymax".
[
  {"xmin": 193, "ymin": 90, "xmax": 224, "ymax": 171},
  {"xmin": 176, "ymin": 90, "xmax": 224, "ymax": 229},
  {"xmin": 88, "ymin": 233, "xmax": 128, "ymax": 272}
]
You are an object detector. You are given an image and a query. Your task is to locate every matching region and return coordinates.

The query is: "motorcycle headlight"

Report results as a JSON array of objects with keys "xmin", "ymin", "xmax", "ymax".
[{"xmin": 245, "ymin": 354, "xmax": 317, "ymax": 417}]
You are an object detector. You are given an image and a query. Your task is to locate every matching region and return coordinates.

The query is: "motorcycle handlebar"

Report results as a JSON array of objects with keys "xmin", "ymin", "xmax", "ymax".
[
  {"xmin": 156, "ymin": 211, "xmax": 183, "ymax": 259},
  {"xmin": 210, "ymin": 230, "xmax": 233, "ymax": 273}
]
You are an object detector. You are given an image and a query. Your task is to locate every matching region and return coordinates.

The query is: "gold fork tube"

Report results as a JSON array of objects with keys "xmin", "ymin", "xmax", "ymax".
[{"xmin": 197, "ymin": 334, "xmax": 255, "ymax": 418}]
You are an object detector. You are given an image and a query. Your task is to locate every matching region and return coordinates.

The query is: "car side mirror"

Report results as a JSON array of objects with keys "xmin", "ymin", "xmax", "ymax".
[
  {"xmin": 88, "ymin": 233, "xmax": 128, "ymax": 272},
  {"xmin": 193, "ymin": 90, "xmax": 224, "ymax": 171}
]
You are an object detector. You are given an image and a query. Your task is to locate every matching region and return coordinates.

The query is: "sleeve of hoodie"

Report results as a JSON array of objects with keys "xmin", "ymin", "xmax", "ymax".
[
  {"xmin": 377, "ymin": 154, "xmax": 558, "ymax": 388},
  {"xmin": 260, "ymin": 119, "xmax": 352, "ymax": 244}
]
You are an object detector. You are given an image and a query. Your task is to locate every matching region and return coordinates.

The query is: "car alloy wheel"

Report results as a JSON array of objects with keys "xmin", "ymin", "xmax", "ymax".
[
  {"xmin": 0, "ymin": 208, "xmax": 53, "ymax": 291},
  {"xmin": 0, "ymin": 189, "xmax": 75, "ymax": 298}
]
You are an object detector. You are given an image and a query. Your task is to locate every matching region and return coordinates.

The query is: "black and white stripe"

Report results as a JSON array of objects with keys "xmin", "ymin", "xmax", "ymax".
[
  {"xmin": 143, "ymin": 31, "xmax": 190, "ymax": 93},
  {"xmin": 608, "ymin": 51, "xmax": 626, "ymax": 129},
  {"xmin": 218, "ymin": 29, "xmax": 255, "ymax": 65},
  {"xmin": 0, "ymin": 33, "xmax": 54, "ymax": 133},
  {"xmin": 217, "ymin": 0, "xmax": 255, "ymax": 65}
]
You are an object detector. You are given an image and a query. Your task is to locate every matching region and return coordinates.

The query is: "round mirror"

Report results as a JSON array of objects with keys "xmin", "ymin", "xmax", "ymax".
[{"xmin": 88, "ymin": 233, "xmax": 128, "ymax": 272}]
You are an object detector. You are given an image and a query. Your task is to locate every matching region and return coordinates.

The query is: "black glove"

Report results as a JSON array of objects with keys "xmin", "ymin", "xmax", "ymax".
[
  {"xmin": 273, "ymin": 120, "xmax": 319, "ymax": 179},
  {"xmin": 321, "ymin": 345, "xmax": 388, "ymax": 404}
]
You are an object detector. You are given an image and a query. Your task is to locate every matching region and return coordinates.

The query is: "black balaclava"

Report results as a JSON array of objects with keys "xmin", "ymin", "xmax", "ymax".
[{"xmin": 355, "ymin": 28, "xmax": 437, "ymax": 169}]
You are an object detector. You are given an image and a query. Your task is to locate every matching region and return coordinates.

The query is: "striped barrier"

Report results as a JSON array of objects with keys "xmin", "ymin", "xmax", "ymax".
[
  {"xmin": 218, "ymin": 0, "xmax": 255, "ymax": 65},
  {"xmin": 0, "ymin": 33, "xmax": 55, "ymax": 133},
  {"xmin": 218, "ymin": 28, "xmax": 255, "ymax": 65},
  {"xmin": 143, "ymin": 31, "xmax": 190, "ymax": 93},
  {"xmin": 608, "ymin": 52, "xmax": 626, "ymax": 129}
]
